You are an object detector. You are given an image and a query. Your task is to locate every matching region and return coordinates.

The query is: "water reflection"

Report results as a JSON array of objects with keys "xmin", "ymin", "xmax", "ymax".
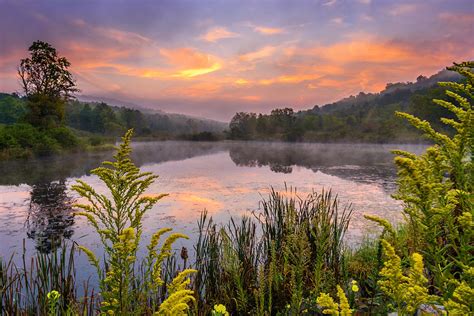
[
  {"xmin": 0, "ymin": 141, "xmax": 427, "ymax": 266},
  {"xmin": 26, "ymin": 180, "xmax": 75, "ymax": 253},
  {"xmin": 228, "ymin": 142, "xmax": 411, "ymax": 191},
  {"xmin": 0, "ymin": 141, "xmax": 425, "ymax": 189},
  {"xmin": 0, "ymin": 142, "xmax": 227, "ymax": 186}
]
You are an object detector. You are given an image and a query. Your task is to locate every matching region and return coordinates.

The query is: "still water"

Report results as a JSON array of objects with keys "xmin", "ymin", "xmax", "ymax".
[{"xmin": 0, "ymin": 141, "xmax": 426, "ymax": 282}]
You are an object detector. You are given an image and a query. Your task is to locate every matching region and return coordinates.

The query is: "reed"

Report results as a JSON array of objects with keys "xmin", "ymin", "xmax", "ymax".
[
  {"xmin": 0, "ymin": 241, "xmax": 96, "ymax": 315},
  {"xmin": 193, "ymin": 187, "xmax": 353, "ymax": 314}
]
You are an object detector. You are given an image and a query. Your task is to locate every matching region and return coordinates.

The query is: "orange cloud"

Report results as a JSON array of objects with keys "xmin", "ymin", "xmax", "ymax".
[
  {"xmin": 68, "ymin": 45, "xmax": 222, "ymax": 80},
  {"xmin": 259, "ymin": 73, "xmax": 324, "ymax": 85},
  {"xmin": 315, "ymin": 40, "xmax": 411, "ymax": 63},
  {"xmin": 200, "ymin": 27, "xmax": 239, "ymax": 42},
  {"xmin": 234, "ymin": 78, "xmax": 250, "ymax": 85},
  {"xmin": 254, "ymin": 26, "xmax": 285, "ymax": 35},
  {"xmin": 241, "ymin": 95, "xmax": 261, "ymax": 101},
  {"xmin": 174, "ymin": 62, "xmax": 222, "ymax": 78},
  {"xmin": 160, "ymin": 48, "xmax": 216, "ymax": 68}
]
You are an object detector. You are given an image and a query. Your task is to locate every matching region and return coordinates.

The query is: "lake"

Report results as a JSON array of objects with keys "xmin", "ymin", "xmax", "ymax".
[{"xmin": 0, "ymin": 141, "xmax": 426, "ymax": 285}]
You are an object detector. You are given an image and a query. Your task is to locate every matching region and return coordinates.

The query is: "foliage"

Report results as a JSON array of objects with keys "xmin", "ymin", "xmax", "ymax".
[
  {"xmin": 228, "ymin": 70, "xmax": 460, "ymax": 143},
  {"xmin": 392, "ymin": 61, "xmax": 473, "ymax": 299},
  {"xmin": 0, "ymin": 243, "xmax": 95, "ymax": 315},
  {"xmin": 362, "ymin": 61, "xmax": 473, "ymax": 314},
  {"xmin": 72, "ymin": 129, "xmax": 196, "ymax": 315},
  {"xmin": 18, "ymin": 41, "xmax": 78, "ymax": 100},
  {"xmin": 18, "ymin": 41, "xmax": 79, "ymax": 129},
  {"xmin": 0, "ymin": 123, "xmax": 79, "ymax": 158},
  {"xmin": 378, "ymin": 240, "xmax": 433, "ymax": 315},
  {"xmin": 194, "ymin": 188, "xmax": 352, "ymax": 314},
  {"xmin": 444, "ymin": 267, "xmax": 474, "ymax": 314},
  {"xmin": 24, "ymin": 93, "xmax": 67, "ymax": 129},
  {"xmin": 47, "ymin": 290, "xmax": 61, "ymax": 316},
  {"xmin": 0, "ymin": 93, "xmax": 27, "ymax": 124},
  {"xmin": 65, "ymin": 100, "xmax": 225, "ymax": 137},
  {"xmin": 316, "ymin": 285, "xmax": 352, "ymax": 315}
]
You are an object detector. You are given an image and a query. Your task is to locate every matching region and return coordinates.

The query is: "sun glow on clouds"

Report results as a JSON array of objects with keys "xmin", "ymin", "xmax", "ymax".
[
  {"xmin": 0, "ymin": 0, "xmax": 472, "ymax": 120},
  {"xmin": 253, "ymin": 26, "xmax": 285, "ymax": 35},
  {"xmin": 200, "ymin": 27, "xmax": 239, "ymax": 42}
]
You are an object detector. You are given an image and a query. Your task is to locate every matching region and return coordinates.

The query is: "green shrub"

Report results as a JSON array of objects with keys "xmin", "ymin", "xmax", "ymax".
[{"xmin": 47, "ymin": 127, "xmax": 79, "ymax": 149}]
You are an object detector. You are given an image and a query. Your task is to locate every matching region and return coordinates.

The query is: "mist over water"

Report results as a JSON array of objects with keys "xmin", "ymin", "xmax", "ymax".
[{"xmin": 0, "ymin": 141, "xmax": 426, "ymax": 283}]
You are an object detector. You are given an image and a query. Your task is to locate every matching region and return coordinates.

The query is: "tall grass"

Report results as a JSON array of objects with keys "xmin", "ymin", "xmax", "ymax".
[
  {"xmin": 0, "ymin": 241, "xmax": 96, "ymax": 315},
  {"xmin": 194, "ymin": 188, "xmax": 352, "ymax": 315}
]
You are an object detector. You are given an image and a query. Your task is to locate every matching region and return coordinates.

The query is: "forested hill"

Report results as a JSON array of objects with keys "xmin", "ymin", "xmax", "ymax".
[
  {"xmin": 0, "ymin": 95, "xmax": 226, "ymax": 137},
  {"xmin": 228, "ymin": 68, "xmax": 463, "ymax": 143},
  {"xmin": 310, "ymin": 69, "xmax": 461, "ymax": 114}
]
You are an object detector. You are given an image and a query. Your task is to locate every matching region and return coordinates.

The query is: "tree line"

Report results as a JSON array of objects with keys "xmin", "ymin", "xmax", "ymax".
[
  {"xmin": 0, "ymin": 41, "xmax": 225, "ymax": 159},
  {"xmin": 228, "ymin": 73, "xmax": 458, "ymax": 143}
]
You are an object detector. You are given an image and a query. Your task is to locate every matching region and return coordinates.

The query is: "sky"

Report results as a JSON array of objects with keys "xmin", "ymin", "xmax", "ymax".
[{"xmin": 0, "ymin": 0, "xmax": 473, "ymax": 121}]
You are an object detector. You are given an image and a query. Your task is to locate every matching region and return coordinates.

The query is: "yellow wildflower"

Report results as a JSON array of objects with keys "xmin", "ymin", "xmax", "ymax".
[
  {"xmin": 213, "ymin": 304, "xmax": 230, "ymax": 315},
  {"xmin": 337, "ymin": 285, "xmax": 352, "ymax": 316},
  {"xmin": 47, "ymin": 290, "xmax": 60, "ymax": 301},
  {"xmin": 317, "ymin": 292, "xmax": 339, "ymax": 315}
]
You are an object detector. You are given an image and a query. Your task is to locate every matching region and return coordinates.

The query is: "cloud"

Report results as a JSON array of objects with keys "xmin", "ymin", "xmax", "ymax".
[
  {"xmin": 239, "ymin": 46, "xmax": 276, "ymax": 62},
  {"xmin": 200, "ymin": 26, "xmax": 239, "ymax": 42},
  {"xmin": 173, "ymin": 62, "xmax": 222, "ymax": 78},
  {"xmin": 72, "ymin": 19, "xmax": 152, "ymax": 46},
  {"xmin": 254, "ymin": 26, "xmax": 285, "ymax": 35},
  {"xmin": 160, "ymin": 47, "xmax": 216, "ymax": 69},
  {"xmin": 135, "ymin": 48, "xmax": 223, "ymax": 79},
  {"xmin": 259, "ymin": 74, "xmax": 324, "ymax": 85},
  {"xmin": 438, "ymin": 12, "xmax": 474, "ymax": 25},
  {"xmin": 1, "ymin": 0, "xmax": 473, "ymax": 120},
  {"xmin": 241, "ymin": 95, "xmax": 261, "ymax": 101},
  {"xmin": 360, "ymin": 14, "xmax": 374, "ymax": 22},
  {"xmin": 323, "ymin": 0, "xmax": 337, "ymax": 6},
  {"xmin": 330, "ymin": 17, "xmax": 344, "ymax": 25}
]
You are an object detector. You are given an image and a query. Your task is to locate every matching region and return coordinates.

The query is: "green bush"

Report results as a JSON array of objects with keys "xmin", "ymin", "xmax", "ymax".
[
  {"xmin": 47, "ymin": 127, "xmax": 79, "ymax": 149},
  {"xmin": 0, "ymin": 123, "xmax": 80, "ymax": 159},
  {"xmin": 35, "ymin": 133, "xmax": 60, "ymax": 156}
]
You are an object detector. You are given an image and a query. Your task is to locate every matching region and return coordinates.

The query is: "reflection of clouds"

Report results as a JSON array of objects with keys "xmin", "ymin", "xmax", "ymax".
[
  {"xmin": 174, "ymin": 176, "xmax": 253, "ymax": 196},
  {"xmin": 171, "ymin": 193, "xmax": 223, "ymax": 218},
  {"xmin": 1, "ymin": 142, "xmax": 426, "ymax": 258}
]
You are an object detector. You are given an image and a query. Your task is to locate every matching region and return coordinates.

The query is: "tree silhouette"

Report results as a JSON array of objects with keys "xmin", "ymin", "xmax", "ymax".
[{"xmin": 18, "ymin": 41, "xmax": 78, "ymax": 128}]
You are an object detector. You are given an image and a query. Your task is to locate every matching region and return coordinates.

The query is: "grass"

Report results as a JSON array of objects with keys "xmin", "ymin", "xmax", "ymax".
[
  {"xmin": 0, "ymin": 241, "xmax": 96, "ymax": 315},
  {"xmin": 194, "ymin": 188, "xmax": 353, "ymax": 315}
]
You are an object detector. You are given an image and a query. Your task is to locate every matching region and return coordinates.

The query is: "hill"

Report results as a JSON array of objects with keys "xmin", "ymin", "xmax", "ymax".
[
  {"xmin": 228, "ymin": 68, "xmax": 463, "ymax": 143},
  {"xmin": 0, "ymin": 94, "xmax": 226, "ymax": 137}
]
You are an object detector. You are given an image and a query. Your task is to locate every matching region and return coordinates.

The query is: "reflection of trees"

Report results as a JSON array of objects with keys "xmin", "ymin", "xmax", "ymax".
[
  {"xmin": 26, "ymin": 180, "xmax": 74, "ymax": 253},
  {"xmin": 269, "ymin": 164, "xmax": 293, "ymax": 174},
  {"xmin": 228, "ymin": 142, "xmax": 401, "ymax": 191},
  {"xmin": 0, "ymin": 142, "xmax": 229, "ymax": 186}
]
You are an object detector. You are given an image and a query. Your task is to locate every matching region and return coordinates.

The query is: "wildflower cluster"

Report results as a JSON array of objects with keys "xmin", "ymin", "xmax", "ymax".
[
  {"xmin": 378, "ymin": 240, "xmax": 432, "ymax": 315},
  {"xmin": 212, "ymin": 304, "xmax": 230, "ymax": 316},
  {"xmin": 72, "ymin": 129, "xmax": 195, "ymax": 315},
  {"xmin": 46, "ymin": 290, "xmax": 60, "ymax": 316},
  {"xmin": 316, "ymin": 285, "xmax": 352, "ymax": 315},
  {"xmin": 365, "ymin": 61, "xmax": 473, "ymax": 314}
]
